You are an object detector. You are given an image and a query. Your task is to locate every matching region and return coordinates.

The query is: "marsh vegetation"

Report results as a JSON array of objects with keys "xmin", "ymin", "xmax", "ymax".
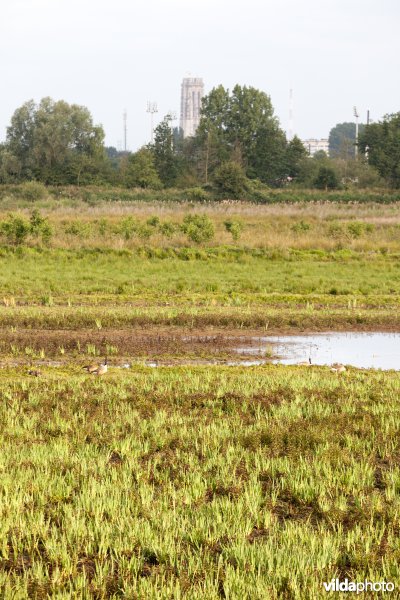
[{"xmin": 1, "ymin": 195, "xmax": 400, "ymax": 597}]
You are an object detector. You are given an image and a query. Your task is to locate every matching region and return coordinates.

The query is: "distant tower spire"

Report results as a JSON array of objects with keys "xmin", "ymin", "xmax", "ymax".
[
  {"xmin": 288, "ymin": 88, "xmax": 294, "ymax": 141},
  {"xmin": 180, "ymin": 77, "xmax": 204, "ymax": 138}
]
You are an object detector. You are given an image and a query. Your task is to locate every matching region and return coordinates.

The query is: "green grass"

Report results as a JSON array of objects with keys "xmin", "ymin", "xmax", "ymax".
[
  {"xmin": 1, "ymin": 247, "xmax": 400, "ymax": 299},
  {"xmin": 1, "ymin": 248, "xmax": 400, "ymax": 333},
  {"xmin": 0, "ymin": 365, "xmax": 399, "ymax": 598}
]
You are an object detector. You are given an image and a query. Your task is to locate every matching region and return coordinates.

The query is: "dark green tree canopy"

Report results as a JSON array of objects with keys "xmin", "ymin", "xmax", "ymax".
[
  {"xmin": 6, "ymin": 97, "xmax": 105, "ymax": 184},
  {"xmin": 328, "ymin": 122, "xmax": 365, "ymax": 158},
  {"xmin": 124, "ymin": 147, "xmax": 162, "ymax": 189},
  {"xmin": 152, "ymin": 115, "xmax": 181, "ymax": 187},
  {"xmin": 284, "ymin": 136, "xmax": 308, "ymax": 179},
  {"xmin": 358, "ymin": 113, "xmax": 400, "ymax": 188},
  {"xmin": 195, "ymin": 84, "xmax": 287, "ymax": 183},
  {"xmin": 314, "ymin": 165, "xmax": 339, "ymax": 190}
]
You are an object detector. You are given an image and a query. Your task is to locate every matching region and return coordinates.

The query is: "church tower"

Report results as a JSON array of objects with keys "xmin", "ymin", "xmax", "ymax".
[{"xmin": 179, "ymin": 77, "xmax": 204, "ymax": 138}]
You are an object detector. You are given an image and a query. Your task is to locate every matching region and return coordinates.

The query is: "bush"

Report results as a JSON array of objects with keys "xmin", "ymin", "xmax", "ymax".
[
  {"xmin": 118, "ymin": 217, "xmax": 137, "ymax": 240},
  {"xmin": 159, "ymin": 222, "xmax": 177, "ymax": 238},
  {"xmin": 327, "ymin": 222, "xmax": 343, "ymax": 238},
  {"xmin": 124, "ymin": 148, "xmax": 163, "ymax": 189},
  {"xmin": 0, "ymin": 214, "xmax": 30, "ymax": 245},
  {"xmin": 224, "ymin": 219, "xmax": 243, "ymax": 241},
  {"xmin": 136, "ymin": 225, "xmax": 153, "ymax": 240},
  {"xmin": 64, "ymin": 220, "xmax": 92, "ymax": 238},
  {"xmin": 213, "ymin": 162, "xmax": 248, "ymax": 199},
  {"xmin": 291, "ymin": 220, "xmax": 311, "ymax": 233},
  {"xmin": 185, "ymin": 187, "xmax": 209, "ymax": 202},
  {"xmin": 313, "ymin": 166, "xmax": 339, "ymax": 190},
  {"xmin": 347, "ymin": 221, "xmax": 375, "ymax": 238},
  {"xmin": 146, "ymin": 216, "xmax": 160, "ymax": 227},
  {"xmin": 30, "ymin": 209, "xmax": 53, "ymax": 245},
  {"xmin": 245, "ymin": 179, "xmax": 272, "ymax": 203},
  {"xmin": 17, "ymin": 181, "xmax": 48, "ymax": 201},
  {"xmin": 181, "ymin": 214, "xmax": 215, "ymax": 243}
]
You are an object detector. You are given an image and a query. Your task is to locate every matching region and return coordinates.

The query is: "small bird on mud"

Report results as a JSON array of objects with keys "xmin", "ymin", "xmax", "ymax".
[
  {"xmin": 330, "ymin": 363, "xmax": 346, "ymax": 373},
  {"xmin": 83, "ymin": 357, "xmax": 108, "ymax": 375}
]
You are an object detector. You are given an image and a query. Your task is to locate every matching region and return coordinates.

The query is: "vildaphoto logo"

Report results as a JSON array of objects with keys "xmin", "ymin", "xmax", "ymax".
[{"xmin": 323, "ymin": 578, "xmax": 395, "ymax": 594}]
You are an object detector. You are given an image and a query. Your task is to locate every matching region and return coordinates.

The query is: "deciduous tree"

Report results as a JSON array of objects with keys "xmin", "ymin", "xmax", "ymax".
[
  {"xmin": 195, "ymin": 85, "xmax": 287, "ymax": 183},
  {"xmin": 358, "ymin": 113, "xmax": 400, "ymax": 187},
  {"xmin": 6, "ymin": 97, "xmax": 106, "ymax": 184}
]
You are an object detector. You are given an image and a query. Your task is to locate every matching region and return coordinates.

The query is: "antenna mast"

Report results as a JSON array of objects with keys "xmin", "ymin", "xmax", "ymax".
[
  {"xmin": 167, "ymin": 110, "xmax": 177, "ymax": 148},
  {"xmin": 146, "ymin": 101, "xmax": 158, "ymax": 143},
  {"xmin": 353, "ymin": 106, "xmax": 359, "ymax": 158},
  {"xmin": 288, "ymin": 88, "xmax": 294, "ymax": 141},
  {"xmin": 123, "ymin": 109, "xmax": 127, "ymax": 152}
]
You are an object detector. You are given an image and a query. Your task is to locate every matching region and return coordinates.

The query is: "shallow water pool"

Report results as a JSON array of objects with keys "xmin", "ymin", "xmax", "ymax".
[{"xmin": 238, "ymin": 332, "xmax": 400, "ymax": 370}]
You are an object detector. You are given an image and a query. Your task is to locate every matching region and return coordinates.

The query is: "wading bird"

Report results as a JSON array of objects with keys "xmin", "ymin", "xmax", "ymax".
[
  {"xmin": 297, "ymin": 357, "xmax": 312, "ymax": 366},
  {"xmin": 330, "ymin": 363, "xmax": 346, "ymax": 373},
  {"xmin": 83, "ymin": 357, "xmax": 108, "ymax": 375}
]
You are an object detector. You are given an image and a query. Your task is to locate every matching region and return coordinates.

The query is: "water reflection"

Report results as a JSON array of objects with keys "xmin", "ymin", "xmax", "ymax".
[{"xmin": 238, "ymin": 332, "xmax": 400, "ymax": 370}]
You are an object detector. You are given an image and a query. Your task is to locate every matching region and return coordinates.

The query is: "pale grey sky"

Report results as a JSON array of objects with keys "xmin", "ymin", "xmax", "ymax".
[{"xmin": 1, "ymin": 0, "xmax": 399, "ymax": 150}]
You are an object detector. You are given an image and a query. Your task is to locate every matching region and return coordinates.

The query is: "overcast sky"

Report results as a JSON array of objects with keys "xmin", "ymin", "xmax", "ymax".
[{"xmin": 1, "ymin": 0, "xmax": 399, "ymax": 150}]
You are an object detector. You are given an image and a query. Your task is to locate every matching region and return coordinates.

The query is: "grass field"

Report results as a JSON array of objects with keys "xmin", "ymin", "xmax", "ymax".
[{"xmin": 1, "ymin": 193, "xmax": 400, "ymax": 598}]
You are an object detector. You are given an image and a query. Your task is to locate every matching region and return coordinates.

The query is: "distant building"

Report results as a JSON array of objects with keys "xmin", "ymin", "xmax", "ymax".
[
  {"xmin": 302, "ymin": 138, "xmax": 329, "ymax": 156},
  {"xmin": 180, "ymin": 77, "xmax": 204, "ymax": 138}
]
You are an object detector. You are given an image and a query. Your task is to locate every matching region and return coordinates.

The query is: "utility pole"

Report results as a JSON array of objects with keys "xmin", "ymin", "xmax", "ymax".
[
  {"xmin": 123, "ymin": 109, "xmax": 127, "ymax": 152},
  {"xmin": 353, "ymin": 106, "xmax": 359, "ymax": 158},
  {"xmin": 288, "ymin": 88, "xmax": 294, "ymax": 141},
  {"xmin": 167, "ymin": 110, "xmax": 177, "ymax": 149},
  {"xmin": 146, "ymin": 102, "xmax": 158, "ymax": 143}
]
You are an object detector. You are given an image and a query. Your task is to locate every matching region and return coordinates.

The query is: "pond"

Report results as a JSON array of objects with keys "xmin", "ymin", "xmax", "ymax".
[{"xmin": 237, "ymin": 332, "xmax": 400, "ymax": 370}]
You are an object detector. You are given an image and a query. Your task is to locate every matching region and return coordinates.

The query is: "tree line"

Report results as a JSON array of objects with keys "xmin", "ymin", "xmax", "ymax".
[{"xmin": 0, "ymin": 88, "xmax": 399, "ymax": 193}]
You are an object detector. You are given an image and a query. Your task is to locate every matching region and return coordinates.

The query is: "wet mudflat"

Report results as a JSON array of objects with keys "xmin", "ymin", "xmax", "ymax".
[{"xmin": 2, "ymin": 329, "xmax": 400, "ymax": 370}]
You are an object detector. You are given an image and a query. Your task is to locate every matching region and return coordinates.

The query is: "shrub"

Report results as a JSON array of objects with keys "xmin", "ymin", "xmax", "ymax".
[
  {"xmin": 98, "ymin": 218, "xmax": 109, "ymax": 237},
  {"xmin": 313, "ymin": 166, "xmax": 339, "ymax": 190},
  {"xmin": 124, "ymin": 148, "xmax": 162, "ymax": 189},
  {"xmin": 245, "ymin": 179, "xmax": 272, "ymax": 203},
  {"xmin": 185, "ymin": 187, "xmax": 209, "ymax": 202},
  {"xmin": 327, "ymin": 222, "xmax": 343, "ymax": 238},
  {"xmin": 17, "ymin": 181, "xmax": 48, "ymax": 201},
  {"xmin": 30, "ymin": 209, "xmax": 53, "ymax": 245},
  {"xmin": 0, "ymin": 214, "xmax": 30, "ymax": 245},
  {"xmin": 347, "ymin": 221, "xmax": 375, "ymax": 238},
  {"xmin": 181, "ymin": 214, "xmax": 215, "ymax": 243},
  {"xmin": 224, "ymin": 219, "xmax": 243, "ymax": 241},
  {"xmin": 290, "ymin": 220, "xmax": 311, "ymax": 233},
  {"xmin": 118, "ymin": 217, "xmax": 138, "ymax": 240},
  {"xmin": 159, "ymin": 222, "xmax": 177, "ymax": 238},
  {"xmin": 147, "ymin": 216, "xmax": 160, "ymax": 227},
  {"xmin": 347, "ymin": 222, "xmax": 364, "ymax": 238},
  {"xmin": 136, "ymin": 225, "xmax": 153, "ymax": 240},
  {"xmin": 64, "ymin": 220, "xmax": 92, "ymax": 238},
  {"xmin": 213, "ymin": 161, "xmax": 248, "ymax": 199}
]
